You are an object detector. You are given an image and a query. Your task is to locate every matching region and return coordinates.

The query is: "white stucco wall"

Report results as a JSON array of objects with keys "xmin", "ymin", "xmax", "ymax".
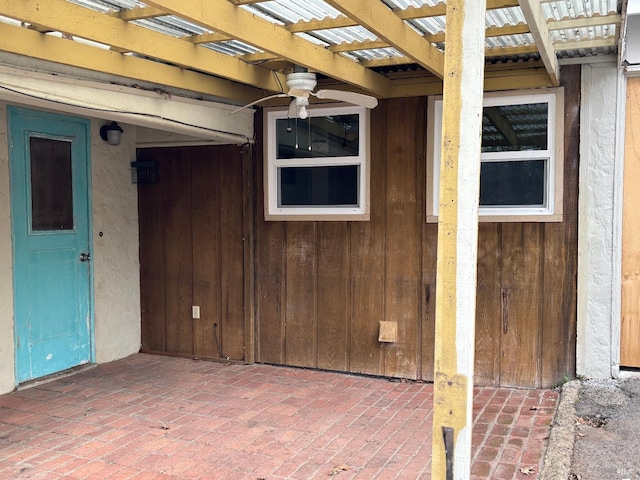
[
  {"xmin": 90, "ymin": 120, "xmax": 141, "ymax": 363},
  {"xmin": 577, "ymin": 62, "xmax": 623, "ymax": 378},
  {"xmin": 0, "ymin": 101, "xmax": 141, "ymax": 394}
]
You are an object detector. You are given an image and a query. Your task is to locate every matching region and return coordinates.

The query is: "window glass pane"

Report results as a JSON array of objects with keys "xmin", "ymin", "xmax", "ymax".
[
  {"xmin": 482, "ymin": 102, "xmax": 548, "ymax": 153},
  {"xmin": 480, "ymin": 160, "xmax": 545, "ymax": 206},
  {"xmin": 276, "ymin": 114, "xmax": 359, "ymax": 159},
  {"xmin": 30, "ymin": 137, "xmax": 74, "ymax": 231},
  {"xmin": 279, "ymin": 165, "xmax": 359, "ymax": 206}
]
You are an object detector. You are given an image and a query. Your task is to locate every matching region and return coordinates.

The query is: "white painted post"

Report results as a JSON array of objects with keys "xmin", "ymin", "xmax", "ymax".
[{"xmin": 431, "ymin": 1, "xmax": 486, "ymax": 479}]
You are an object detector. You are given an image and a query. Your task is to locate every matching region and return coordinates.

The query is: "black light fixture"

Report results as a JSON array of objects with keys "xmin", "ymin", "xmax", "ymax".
[{"xmin": 100, "ymin": 121, "xmax": 124, "ymax": 146}]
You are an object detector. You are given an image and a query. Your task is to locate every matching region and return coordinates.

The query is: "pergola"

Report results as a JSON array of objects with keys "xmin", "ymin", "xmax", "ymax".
[
  {"xmin": 0, "ymin": 1, "xmax": 622, "ymax": 102},
  {"xmin": 0, "ymin": 1, "xmax": 627, "ymax": 478}
]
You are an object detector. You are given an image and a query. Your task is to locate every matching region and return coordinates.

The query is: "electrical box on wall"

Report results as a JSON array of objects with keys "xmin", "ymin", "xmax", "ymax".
[{"xmin": 131, "ymin": 161, "xmax": 159, "ymax": 184}]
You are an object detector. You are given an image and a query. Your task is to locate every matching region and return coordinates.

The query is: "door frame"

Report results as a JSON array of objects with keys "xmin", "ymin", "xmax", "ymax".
[{"xmin": 8, "ymin": 105, "xmax": 95, "ymax": 384}]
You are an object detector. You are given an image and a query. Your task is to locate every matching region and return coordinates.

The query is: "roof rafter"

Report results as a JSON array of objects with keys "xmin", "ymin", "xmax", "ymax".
[
  {"xmin": 322, "ymin": 0, "xmax": 444, "ymax": 78},
  {"xmin": 360, "ymin": 43, "xmax": 540, "ymax": 68},
  {"xmin": 0, "ymin": 22, "xmax": 265, "ymax": 103},
  {"xmin": 286, "ymin": 0, "xmax": 519, "ymax": 33},
  {"xmin": 142, "ymin": 0, "xmax": 391, "ymax": 97},
  {"xmin": 518, "ymin": 0, "xmax": 560, "ymax": 85},
  {"xmin": 109, "ymin": 6, "xmax": 167, "ymax": 21},
  {"xmin": 359, "ymin": 34, "xmax": 617, "ymax": 69},
  {"xmin": 555, "ymin": 37, "xmax": 616, "ymax": 51},
  {"xmin": 548, "ymin": 13, "xmax": 621, "ymax": 31},
  {"xmin": 186, "ymin": 33, "xmax": 231, "ymax": 44},
  {"xmin": 0, "ymin": 0, "xmax": 287, "ymax": 93},
  {"xmin": 326, "ymin": 23, "xmax": 530, "ymax": 53}
]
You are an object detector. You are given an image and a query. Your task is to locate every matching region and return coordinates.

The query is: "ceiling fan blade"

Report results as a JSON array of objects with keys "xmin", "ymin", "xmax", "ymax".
[
  {"xmin": 230, "ymin": 93, "xmax": 290, "ymax": 114},
  {"xmin": 288, "ymin": 98, "xmax": 297, "ymax": 118},
  {"xmin": 313, "ymin": 89, "xmax": 378, "ymax": 109}
]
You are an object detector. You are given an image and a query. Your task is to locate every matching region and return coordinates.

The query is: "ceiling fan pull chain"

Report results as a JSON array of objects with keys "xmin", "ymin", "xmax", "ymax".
[{"xmin": 308, "ymin": 117, "xmax": 312, "ymax": 151}]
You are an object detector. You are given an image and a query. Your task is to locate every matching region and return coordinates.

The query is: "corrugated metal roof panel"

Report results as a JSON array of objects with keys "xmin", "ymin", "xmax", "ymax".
[{"xmin": 5, "ymin": 0, "xmax": 624, "ymax": 70}]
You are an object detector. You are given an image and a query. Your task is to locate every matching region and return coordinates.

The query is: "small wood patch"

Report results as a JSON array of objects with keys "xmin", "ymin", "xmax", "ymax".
[{"xmin": 378, "ymin": 321, "xmax": 398, "ymax": 343}]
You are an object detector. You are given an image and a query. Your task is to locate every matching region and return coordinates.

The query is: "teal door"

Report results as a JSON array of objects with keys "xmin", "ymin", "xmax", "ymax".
[{"xmin": 8, "ymin": 107, "xmax": 93, "ymax": 384}]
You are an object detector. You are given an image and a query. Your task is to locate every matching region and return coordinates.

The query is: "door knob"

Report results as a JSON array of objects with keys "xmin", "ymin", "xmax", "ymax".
[{"xmin": 79, "ymin": 252, "xmax": 91, "ymax": 262}]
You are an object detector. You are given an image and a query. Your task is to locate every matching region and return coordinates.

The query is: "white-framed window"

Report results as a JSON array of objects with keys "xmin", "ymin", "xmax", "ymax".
[
  {"xmin": 427, "ymin": 88, "xmax": 564, "ymax": 222},
  {"xmin": 264, "ymin": 104, "xmax": 370, "ymax": 221}
]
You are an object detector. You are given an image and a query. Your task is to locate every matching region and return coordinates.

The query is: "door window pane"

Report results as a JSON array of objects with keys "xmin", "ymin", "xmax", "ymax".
[
  {"xmin": 30, "ymin": 137, "xmax": 74, "ymax": 231},
  {"xmin": 279, "ymin": 165, "xmax": 359, "ymax": 206}
]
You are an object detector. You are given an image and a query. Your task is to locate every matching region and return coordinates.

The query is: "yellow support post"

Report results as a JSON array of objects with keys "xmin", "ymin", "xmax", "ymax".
[{"xmin": 431, "ymin": 1, "xmax": 486, "ymax": 479}]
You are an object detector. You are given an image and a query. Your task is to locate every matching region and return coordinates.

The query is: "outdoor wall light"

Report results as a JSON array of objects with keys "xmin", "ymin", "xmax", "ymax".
[{"xmin": 100, "ymin": 121, "xmax": 124, "ymax": 146}]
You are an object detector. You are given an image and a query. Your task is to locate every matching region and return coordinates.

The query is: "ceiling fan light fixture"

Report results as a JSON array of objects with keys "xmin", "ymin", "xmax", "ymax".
[
  {"xmin": 231, "ymin": 72, "xmax": 378, "ymax": 119},
  {"xmin": 286, "ymin": 72, "xmax": 317, "ymax": 92}
]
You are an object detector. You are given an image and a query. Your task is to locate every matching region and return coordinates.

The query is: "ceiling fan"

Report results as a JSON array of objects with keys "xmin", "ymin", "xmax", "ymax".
[{"xmin": 231, "ymin": 72, "xmax": 378, "ymax": 119}]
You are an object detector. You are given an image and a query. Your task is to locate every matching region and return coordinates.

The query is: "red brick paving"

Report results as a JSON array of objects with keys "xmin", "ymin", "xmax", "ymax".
[{"xmin": 0, "ymin": 354, "xmax": 557, "ymax": 479}]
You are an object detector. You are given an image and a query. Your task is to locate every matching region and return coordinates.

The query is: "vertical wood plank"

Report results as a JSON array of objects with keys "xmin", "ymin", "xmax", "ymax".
[
  {"xmin": 349, "ymin": 100, "xmax": 386, "ymax": 376},
  {"xmin": 421, "ymin": 223, "xmax": 437, "ymax": 382},
  {"xmin": 541, "ymin": 222, "xmax": 573, "ymax": 384},
  {"xmin": 219, "ymin": 145, "xmax": 246, "ymax": 360},
  {"xmin": 163, "ymin": 150, "xmax": 194, "ymax": 355},
  {"xmin": 474, "ymin": 223, "xmax": 502, "ymax": 386},
  {"xmin": 242, "ymin": 143, "xmax": 256, "ymax": 364},
  {"xmin": 255, "ymin": 117, "xmax": 286, "ymax": 363},
  {"xmin": 255, "ymin": 220, "xmax": 286, "ymax": 364},
  {"xmin": 542, "ymin": 65, "xmax": 580, "ymax": 385},
  {"xmin": 137, "ymin": 148, "xmax": 166, "ymax": 352},
  {"xmin": 284, "ymin": 222, "xmax": 317, "ymax": 367},
  {"xmin": 317, "ymin": 222, "xmax": 349, "ymax": 371},
  {"xmin": 500, "ymin": 223, "xmax": 543, "ymax": 387},
  {"xmin": 383, "ymin": 97, "xmax": 423, "ymax": 379},
  {"xmin": 191, "ymin": 149, "xmax": 221, "ymax": 359}
]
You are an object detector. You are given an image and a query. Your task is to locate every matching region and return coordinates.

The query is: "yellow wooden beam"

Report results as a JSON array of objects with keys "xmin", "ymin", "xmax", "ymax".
[
  {"xmin": 110, "ymin": 6, "xmax": 167, "ymax": 21},
  {"xmin": 286, "ymin": 16, "xmax": 355, "ymax": 33},
  {"xmin": 186, "ymin": 33, "xmax": 232, "ymax": 44},
  {"xmin": 361, "ymin": 42, "xmax": 538, "ymax": 68},
  {"xmin": 0, "ymin": 0, "xmax": 286, "ymax": 93},
  {"xmin": 327, "ymin": 23, "xmax": 530, "ymax": 54},
  {"xmin": 423, "ymin": 23, "xmax": 531, "ymax": 44},
  {"xmin": 394, "ymin": 0, "xmax": 518, "ymax": 20},
  {"xmin": 142, "ymin": 0, "xmax": 391, "ymax": 97},
  {"xmin": 431, "ymin": 0, "xmax": 485, "ymax": 476},
  {"xmin": 0, "ymin": 22, "xmax": 266, "ymax": 103},
  {"xmin": 329, "ymin": 40, "xmax": 391, "ymax": 53},
  {"xmin": 555, "ymin": 37, "xmax": 617, "ymax": 51},
  {"xmin": 323, "ymin": 0, "xmax": 444, "ymax": 77},
  {"xmin": 387, "ymin": 66, "xmax": 553, "ymax": 97},
  {"xmin": 487, "ymin": 0, "xmax": 521, "ymax": 9},
  {"xmin": 286, "ymin": 0, "xmax": 519, "ymax": 34},
  {"xmin": 519, "ymin": 0, "xmax": 560, "ymax": 86},
  {"xmin": 360, "ymin": 56, "xmax": 415, "ymax": 68},
  {"xmin": 228, "ymin": 0, "xmax": 269, "ymax": 4},
  {"xmin": 548, "ymin": 13, "xmax": 622, "ymax": 31},
  {"xmin": 486, "ymin": 44, "xmax": 540, "ymax": 56},
  {"xmin": 239, "ymin": 52, "xmax": 280, "ymax": 63}
]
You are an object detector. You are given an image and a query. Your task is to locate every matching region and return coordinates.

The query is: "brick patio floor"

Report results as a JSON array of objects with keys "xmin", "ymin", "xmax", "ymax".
[{"xmin": 0, "ymin": 354, "xmax": 558, "ymax": 479}]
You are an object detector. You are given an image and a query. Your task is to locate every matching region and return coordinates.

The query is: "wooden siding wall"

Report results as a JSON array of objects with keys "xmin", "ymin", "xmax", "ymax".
[
  {"xmin": 621, "ymin": 76, "xmax": 640, "ymax": 368},
  {"xmin": 138, "ymin": 145, "xmax": 248, "ymax": 361},
  {"xmin": 255, "ymin": 65, "xmax": 580, "ymax": 388}
]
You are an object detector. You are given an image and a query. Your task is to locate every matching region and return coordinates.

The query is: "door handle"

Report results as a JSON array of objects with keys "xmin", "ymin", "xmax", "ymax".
[{"xmin": 79, "ymin": 252, "xmax": 91, "ymax": 262}]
